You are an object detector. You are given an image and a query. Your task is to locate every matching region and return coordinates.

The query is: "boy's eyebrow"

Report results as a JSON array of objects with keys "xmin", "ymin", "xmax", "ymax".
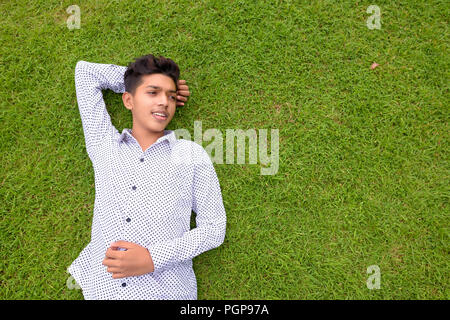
[{"xmin": 145, "ymin": 85, "xmax": 177, "ymax": 93}]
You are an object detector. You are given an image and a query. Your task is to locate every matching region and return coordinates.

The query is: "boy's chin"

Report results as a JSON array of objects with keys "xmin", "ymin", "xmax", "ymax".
[{"xmin": 147, "ymin": 123, "xmax": 168, "ymax": 133}]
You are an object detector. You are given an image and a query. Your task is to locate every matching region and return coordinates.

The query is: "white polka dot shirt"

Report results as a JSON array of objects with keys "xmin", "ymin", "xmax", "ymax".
[{"xmin": 67, "ymin": 61, "xmax": 227, "ymax": 300}]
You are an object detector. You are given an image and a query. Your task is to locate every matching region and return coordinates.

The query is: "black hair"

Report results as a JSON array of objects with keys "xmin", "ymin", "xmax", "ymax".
[{"xmin": 124, "ymin": 54, "xmax": 180, "ymax": 95}]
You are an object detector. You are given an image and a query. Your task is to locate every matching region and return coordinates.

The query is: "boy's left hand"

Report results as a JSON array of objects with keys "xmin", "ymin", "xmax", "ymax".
[{"xmin": 102, "ymin": 240, "xmax": 155, "ymax": 279}]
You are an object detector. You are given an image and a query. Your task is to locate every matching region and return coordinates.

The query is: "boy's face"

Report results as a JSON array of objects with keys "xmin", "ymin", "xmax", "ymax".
[{"xmin": 123, "ymin": 73, "xmax": 177, "ymax": 134}]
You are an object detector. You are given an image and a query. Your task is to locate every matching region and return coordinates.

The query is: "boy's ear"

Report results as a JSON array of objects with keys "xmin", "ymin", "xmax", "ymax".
[{"xmin": 122, "ymin": 92, "xmax": 133, "ymax": 111}]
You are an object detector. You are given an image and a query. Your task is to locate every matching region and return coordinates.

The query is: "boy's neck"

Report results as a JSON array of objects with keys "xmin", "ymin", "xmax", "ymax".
[{"xmin": 130, "ymin": 126, "xmax": 165, "ymax": 152}]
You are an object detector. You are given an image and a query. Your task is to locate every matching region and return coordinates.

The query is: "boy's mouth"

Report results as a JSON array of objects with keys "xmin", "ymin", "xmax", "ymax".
[{"xmin": 151, "ymin": 112, "xmax": 168, "ymax": 121}]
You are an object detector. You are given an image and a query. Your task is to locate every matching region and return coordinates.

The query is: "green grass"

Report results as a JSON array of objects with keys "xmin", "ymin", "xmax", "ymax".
[{"xmin": 0, "ymin": 0, "xmax": 448, "ymax": 299}]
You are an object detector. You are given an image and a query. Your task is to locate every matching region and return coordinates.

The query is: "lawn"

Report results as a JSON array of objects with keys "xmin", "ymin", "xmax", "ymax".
[{"xmin": 0, "ymin": 0, "xmax": 448, "ymax": 299}]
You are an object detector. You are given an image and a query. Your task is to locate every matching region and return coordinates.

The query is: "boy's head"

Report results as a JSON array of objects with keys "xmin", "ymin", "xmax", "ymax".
[{"xmin": 122, "ymin": 54, "xmax": 180, "ymax": 135}]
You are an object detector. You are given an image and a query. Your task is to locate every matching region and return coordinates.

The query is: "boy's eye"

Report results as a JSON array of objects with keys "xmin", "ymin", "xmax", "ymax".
[
  {"xmin": 147, "ymin": 92, "xmax": 156, "ymax": 95},
  {"xmin": 169, "ymin": 95, "xmax": 176, "ymax": 100}
]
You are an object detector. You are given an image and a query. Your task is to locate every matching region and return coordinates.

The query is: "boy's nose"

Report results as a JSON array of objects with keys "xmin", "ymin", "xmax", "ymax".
[{"xmin": 158, "ymin": 95, "xmax": 168, "ymax": 106}]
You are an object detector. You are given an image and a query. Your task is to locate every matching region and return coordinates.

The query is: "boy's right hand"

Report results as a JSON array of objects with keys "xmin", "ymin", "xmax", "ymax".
[{"xmin": 176, "ymin": 80, "xmax": 190, "ymax": 106}]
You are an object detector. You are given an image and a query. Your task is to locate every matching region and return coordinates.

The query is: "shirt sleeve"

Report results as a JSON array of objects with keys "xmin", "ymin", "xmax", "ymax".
[
  {"xmin": 74, "ymin": 60, "xmax": 127, "ymax": 162},
  {"xmin": 148, "ymin": 147, "xmax": 227, "ymax": 273}
]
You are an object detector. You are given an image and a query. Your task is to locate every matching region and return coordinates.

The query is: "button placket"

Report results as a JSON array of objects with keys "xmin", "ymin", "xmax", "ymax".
[
  {"xmin": 116, "ymin": 144, "xmax": 137, "ymax": 234},
  {"xmin": 125, "ymin": 152, "xmax": 143, "ymax": 229},
  {"xmin": 132, "ymin": 153, "xmax": 145, "ymax": 191}
]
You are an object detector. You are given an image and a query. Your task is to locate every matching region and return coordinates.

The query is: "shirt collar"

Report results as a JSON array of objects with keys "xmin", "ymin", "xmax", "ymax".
[{"xmin": 119, "ymin": 128, "xmax": 176, "ymax": 149}]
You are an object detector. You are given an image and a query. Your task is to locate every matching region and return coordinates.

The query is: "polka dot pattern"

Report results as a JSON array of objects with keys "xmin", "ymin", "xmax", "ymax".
[{"xmin": 68, "ymin": 61, "xmax": 227, "ymax": 300}]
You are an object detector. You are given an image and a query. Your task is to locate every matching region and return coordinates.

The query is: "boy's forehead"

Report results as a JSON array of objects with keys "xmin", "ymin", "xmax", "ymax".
[{"xmin": 139, "ymin": 73, "xmax": 176, "ymax": 91}]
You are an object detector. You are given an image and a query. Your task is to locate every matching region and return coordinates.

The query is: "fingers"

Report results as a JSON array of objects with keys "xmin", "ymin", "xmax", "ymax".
[
  {"xmin": 103, "ymin": 242, "xmax": 132, "ymax": 279},
  {"xmin": 177, "ymin": 95, "xmax": 188, "ymax": 103},
  {"xmin": 102, "ymin": 257, "xmax": 120, "ymax": 267},
  {"xmin": 104, "ymin": 248, "xmax": 123, "ymax": 259},
  {"xmin": 177, "ymin": 80, "xmax": 189, "ymax": 93},
  {"xmin": 176, "ymin": 96, "xmax": 186, "ymax": 107},
  {"xmin": 103, "ymin": 258, "xmax": 126, "ymax": 278},
  {"xmin": 176, "ymin": 80, "xmax": 189, "ymax": 107},
  {"xmin": 106, "ymin": 266, "xmax": 121, "ymax": 273},
  {"xmin": 177, "ymin": 88, "xmax": 190, "ymax": 96},
  {"xmin": 110, "ymin": 240, "xmax": 134, "ymax": 250}
]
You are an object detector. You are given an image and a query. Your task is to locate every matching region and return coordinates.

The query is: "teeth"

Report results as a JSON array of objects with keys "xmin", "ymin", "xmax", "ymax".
[{"xmin": 153, "ymin": 112, "xmax": 167, "ymax": 117}]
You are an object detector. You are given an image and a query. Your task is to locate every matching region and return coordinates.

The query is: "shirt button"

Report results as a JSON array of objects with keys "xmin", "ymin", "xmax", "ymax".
[
  {"xmin": 140, "ymin": 158, "xmax": 144, "ymax": 162},
  {"xmin": 122, "ymin": 282, "xmax": 127, "ymax": 287},
  {"xmin": 126, "ymin": 217, "xmax": 131, "ymax": 223},
  {"xmin": 132, "ymin": 185, "xmax": 136, "ymax": 190}
]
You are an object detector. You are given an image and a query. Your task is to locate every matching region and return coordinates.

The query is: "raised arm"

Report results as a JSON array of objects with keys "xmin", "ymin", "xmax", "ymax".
[{"xmin": 74, "ymin": 60, "xmax": 127, "ymax": 161}]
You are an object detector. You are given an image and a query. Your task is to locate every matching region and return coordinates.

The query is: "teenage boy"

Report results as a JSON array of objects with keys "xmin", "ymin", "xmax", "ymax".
[{"xmin": 68, "ymin": 54, "xmax": 227, "ymax": 300}]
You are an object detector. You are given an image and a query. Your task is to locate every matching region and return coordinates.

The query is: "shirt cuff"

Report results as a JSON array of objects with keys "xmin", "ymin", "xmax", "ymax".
[{"xmin": 147, "ymin": 242, "xmax": 173, "ymax": 273}]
